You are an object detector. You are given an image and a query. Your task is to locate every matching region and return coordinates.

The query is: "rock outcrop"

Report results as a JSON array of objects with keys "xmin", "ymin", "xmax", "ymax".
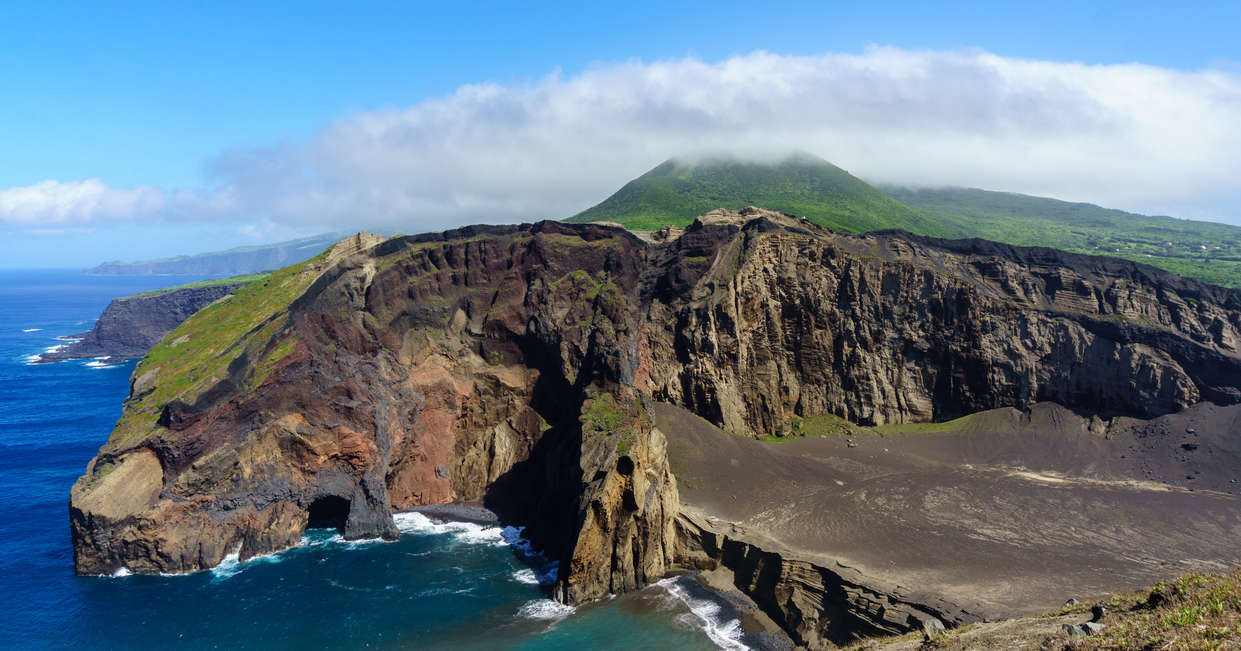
[
  {"xmin": 676, "ymin": 512, "xmax": 968, "ymax": 649},
  {"xmin": 38, "ymin": 283, "xmax": 247, "ymax": 363},
  {"xmin": 555, "ymin": 389, "xmax": 679, "ymax": 603},
  {"xmin": 70, "ymin": 210, "xmax": 1241, "ymax": 645}
]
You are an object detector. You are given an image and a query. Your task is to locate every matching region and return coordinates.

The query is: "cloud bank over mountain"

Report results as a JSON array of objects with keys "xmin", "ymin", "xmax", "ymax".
[{"xmin": 5, "ymin": 47, "xmax": 1240, "ymax": 232}]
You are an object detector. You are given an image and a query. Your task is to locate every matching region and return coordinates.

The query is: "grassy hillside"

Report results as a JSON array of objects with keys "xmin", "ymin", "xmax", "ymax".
[
  {"xmin": 569, "ymin": 151, "xmax": 1241, "ymax": 288},
  {"xmin": 103, "ymin": 257, "xmax": 327, "ymax": 453},
  {"xmin": 887, "ymin": 186, "xmax": 1241, "ymax": 288},
  {"xmin": 567, "ymin": 152, "xmax": 957, "ymax": 236},
  {"xmin": 119, "ymin": 273, "xmax": 270, "ymax": 301}
]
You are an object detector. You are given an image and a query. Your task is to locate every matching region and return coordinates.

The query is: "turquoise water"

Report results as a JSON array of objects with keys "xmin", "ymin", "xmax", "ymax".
[{"xmin": 0, "ymin": 270, "xmax": 740, "ymax": 650}]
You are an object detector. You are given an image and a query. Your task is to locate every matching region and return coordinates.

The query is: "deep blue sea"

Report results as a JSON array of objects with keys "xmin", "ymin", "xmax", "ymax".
[{"xmin": 0, "ymin": 270, "xmax": 742, "ymax": 650}]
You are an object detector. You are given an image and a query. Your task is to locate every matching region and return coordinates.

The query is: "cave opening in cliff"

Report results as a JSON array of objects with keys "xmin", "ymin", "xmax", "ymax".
[{"xmin": 306, "ymin": 496, "xmax": 350, "ymax": 533}]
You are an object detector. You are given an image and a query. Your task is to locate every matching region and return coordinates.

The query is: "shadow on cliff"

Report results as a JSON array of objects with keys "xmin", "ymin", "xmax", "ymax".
[{"xmin": 482, "ymin": 334, "xmax": 587, "ymax": 588}]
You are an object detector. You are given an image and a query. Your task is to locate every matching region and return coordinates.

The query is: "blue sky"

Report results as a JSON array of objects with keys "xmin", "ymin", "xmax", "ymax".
[{"xmin": 2, "ymin": 1, "xmax": 1240, "ymax": 268}]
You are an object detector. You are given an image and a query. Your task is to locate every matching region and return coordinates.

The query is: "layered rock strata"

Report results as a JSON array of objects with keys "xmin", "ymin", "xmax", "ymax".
[{"xmin": 71, "ymin": 209, "xmax": 1241, "ymax": 645}]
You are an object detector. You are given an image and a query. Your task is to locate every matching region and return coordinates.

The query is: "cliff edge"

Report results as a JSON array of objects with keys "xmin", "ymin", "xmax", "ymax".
[
  {"xmin": 37, "ymin": 282, "xmax": 252, "ymax": 364},
  {"xmin": 70, "ymin": 212, "xmax": 1241, "ymax": 647}
]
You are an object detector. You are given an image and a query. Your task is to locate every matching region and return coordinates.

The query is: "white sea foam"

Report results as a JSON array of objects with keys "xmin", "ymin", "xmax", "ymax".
[
  {"xmin": 208, "ymin": 544, "xmax": 299, "ymax": 580},
  {"xmin": 394, "ymin": 511, "xmax": 559, "ymax": 586},
  {"xmin": 84, "ymin": 360, "xmax": 120, "ymax": 369},
  {"xmin": 655, "ymin": 576, "xmax": 748, "ymax": 650},
  {"xmin": 210, "ymin": 551, "xmax": 244, "ymax": 579},
  {"xmin": 42, "ymin": 344, "xmax": 66, "ymax": 354},
  {"xmin": 337, "ymin": 536, "xmax": 385, "ymax": 549},
  {"xmin": 392, "ymin": 511, "xmax": 505, "ymax": 546},
  {"xmin": 109, "ymin": 567, "xmax": 132, "ymax": 578},
  {"xmin": 516, "ymin": 599, "xmax": 575, "ymax": 621},
  {"xmin": 512, "ymin": 569, "xmax": 539, "ymax": 584},
  {"xmin": 500, "ymin": 524, "xmax": 559, "ymax": 585},
  {"xmin": 21, "ymin": 328, "xmax": 41, "ymax": 332}
]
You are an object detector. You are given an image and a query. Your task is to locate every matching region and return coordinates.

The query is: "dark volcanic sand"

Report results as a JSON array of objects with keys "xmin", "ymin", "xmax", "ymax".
[{"xmin": 656, "ymin": 401, "xmax": 1241, "ymax": 617}]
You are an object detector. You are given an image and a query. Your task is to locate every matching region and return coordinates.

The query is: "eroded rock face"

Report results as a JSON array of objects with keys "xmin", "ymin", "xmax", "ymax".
[
  {"xmin": 676, "ymin": 513, "xmax": 970, "ymax": 649},
  {"xmin": 640, "ymin": 213, "xmax": 1241, "ymax": 435},
  {"xmin": 38, "ymin": 283, "xmax": 245, "ymax": 363},
  {"xmin": 555, "ymin": 390, "xmax": 679, "ymax": 603},
  {"xmin": 70, "ymin": 210, "xmax": 1241, "ymax": 620}
]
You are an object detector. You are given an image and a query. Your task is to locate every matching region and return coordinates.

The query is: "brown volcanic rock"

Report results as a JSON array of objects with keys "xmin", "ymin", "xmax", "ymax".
[
  {"xmin": 640, "ymin": 210, "xmax": 1241, "ymax": 437},
  {"xmin": 70, "ymin": 211, "xmax": 1241, "ymax": 637},
  {"xmin": 555, "ymin": 389, "xmax": 679, "ymax": 603}
]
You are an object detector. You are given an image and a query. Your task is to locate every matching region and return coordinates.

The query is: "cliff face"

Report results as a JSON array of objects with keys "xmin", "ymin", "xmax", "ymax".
[
  {"xmin": 639, "ymin": 212, "xmax": 1241, "ymax": 436},
  {"xmin": 70, "ymin": 210, "xmax": 1241, "ymax": 632},
  {"xmin": 38, "ymin": 284, "xmax": 244, "ymax": 363},
  {"xmin": 676, "ymin": 512, "xmax": 969, "ymax": 648}
]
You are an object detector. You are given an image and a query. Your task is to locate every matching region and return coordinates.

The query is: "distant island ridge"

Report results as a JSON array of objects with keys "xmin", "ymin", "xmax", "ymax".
[
  {"xmin": 85, "ymin": 232, "xmax": 350, "ymax": 276},
  {"xmin": 85, "ymin": 153, "xmax": 1241, "ymax": 289}
]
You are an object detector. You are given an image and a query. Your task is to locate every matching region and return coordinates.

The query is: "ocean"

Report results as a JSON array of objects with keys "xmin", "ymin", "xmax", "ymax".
[{"xmin": 0, "ymin": 270, "xmax": 743, "ymax": 650}]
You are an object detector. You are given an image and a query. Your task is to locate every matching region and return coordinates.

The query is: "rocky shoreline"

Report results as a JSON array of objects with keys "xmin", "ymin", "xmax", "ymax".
[
  {"xmin": 68, "ymin": 214, "xmax": 1241, "ymax": 648},
  {"xmin": 36, "ymin": 283, "xmax": 246, "ymax": 364}
]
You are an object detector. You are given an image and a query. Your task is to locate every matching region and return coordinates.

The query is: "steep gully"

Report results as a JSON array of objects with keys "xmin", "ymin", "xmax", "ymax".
[{"xmin": 70, "ymin": 209, "xmax": 1241, "ymax": 647}]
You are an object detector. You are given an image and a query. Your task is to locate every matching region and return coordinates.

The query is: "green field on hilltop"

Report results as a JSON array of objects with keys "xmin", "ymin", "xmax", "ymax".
[
  {"xmin": 566, "ymin": 152, "xmax": 958, "ymax": 236},
  {"xmin": 886, "ymin": 186, "xmax": 1241, "ymax": 288},
  {"xmin": 119, "ymin": 273, "xmax": 271, "ymax": 300},
  {"xmin": 566, "ymin": 151, "xmax": 1241, "ymax": 288}
]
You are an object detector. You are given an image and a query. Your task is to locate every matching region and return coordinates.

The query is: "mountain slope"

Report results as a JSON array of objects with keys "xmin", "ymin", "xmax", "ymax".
[
  {"xmin": 70, "ymin": 214, "xmax": 1241, "ymax": 648},
  {"xmin": 34, "ymin": 274, "xmax": 263, "ymax": 364},
  {"xmin": 567, "ymin": 152, "xmax": 956, "ymax": 236},
  {"xmin": 886, "ymin": 186, "xmax": 1241, "ymax": 288},
  {"xmin": 86, "ymin": 233, "xmax": 350, "ymax": 276}
]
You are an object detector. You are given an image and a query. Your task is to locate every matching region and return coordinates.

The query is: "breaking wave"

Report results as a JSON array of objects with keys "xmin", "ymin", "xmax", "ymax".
[
  {"xmin": 394, "ymin": 511, "xmax": 560, "ymax": 585},
  {"xmin": 393, "ymin": 511, "xmax": 506, "ymax": 546},
  {"xmin": 512, "ymin": 568, "xmax": 539, "ymax": 584},
  {"xmin": 516, "ymin": 599, "xmax": 575, "ymax": 622},
  {"xmin": 654, "ymin": 576, "xmax": 748, "ymax": 650}
]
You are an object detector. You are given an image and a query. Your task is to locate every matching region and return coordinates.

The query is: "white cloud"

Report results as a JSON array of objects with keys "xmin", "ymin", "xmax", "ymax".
[
  {"xmin": 0, "ymin": 180, "xmax": 164, "ymax": 224},
  {"xmin": 3, "ymin": 47, "xmax": 1240, "ymax": 230},
  {"xmin": 0, "ymin": 179, "xmax": 233, "ymax": 225}
]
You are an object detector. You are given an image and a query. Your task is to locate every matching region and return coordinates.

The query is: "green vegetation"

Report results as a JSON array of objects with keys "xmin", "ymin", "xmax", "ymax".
[
  {"xmin": 761, "ymin": 409, "xmax": 998, "ymax": 442},
  {"xmin": 871, "ymin": 411, "xmax": 987, "ymax": 435},
  {"xmin": 580, "ymin": 393, "xmax": 642, "ymax": 456},
  {"xmin": 582, "ymin": 393, "xmax": 626, "ymax": 434},
  {"xmin": 119, "ymin": 273, "xmax": 270, "ymax": 300},
  {"xmin": 886, "ymin": 186, "xmax": 1241, "ymax": 288},
  {"xmin": 82, "ymin": 460, "xmax": 117, "ymax": 490},
  {"xmin": 1057, "ymin": 568, "xmax": 1241, "ymax": 650},
  {"xmin": 566, "ymin": 152, "xmax": 955, "ymax": 236},
  {"xmin": 567, "ymin": 152, "xmax": 1241, "ymax": 288},
  {"xmin": 243, "ymin": 334, "xmax": 298, "ymax": 392},
  {"xmin": 105, "ymin": 259, "xmax": 321, "ymax": 452},
  {"xmin": 844, "ymin": 568, "xmax": 1241, "ymax": 649},
  {"xmin": 765, "ymin": 412, "xmax": 869, "ymax": 442}
]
